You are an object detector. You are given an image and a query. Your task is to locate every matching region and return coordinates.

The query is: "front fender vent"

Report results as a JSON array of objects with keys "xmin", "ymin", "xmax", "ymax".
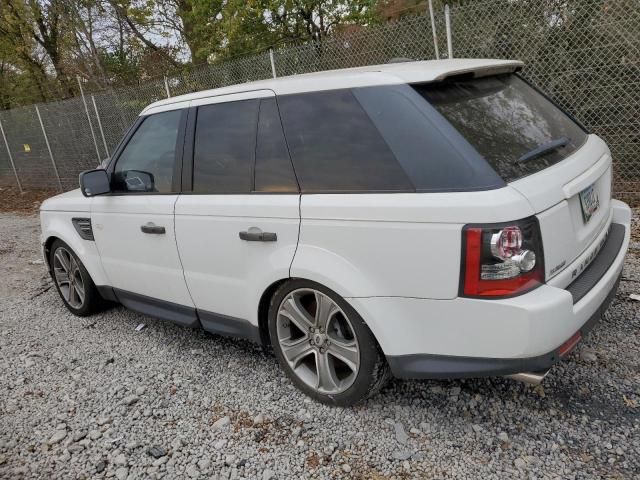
[{"xmin": 72, "ymin": 218, "xmax": 94, "ymax": 241}]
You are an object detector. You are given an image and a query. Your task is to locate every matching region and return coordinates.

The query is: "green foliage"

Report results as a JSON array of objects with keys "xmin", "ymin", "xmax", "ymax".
[{"xmin": 0, "ymin": 0, "xmax": 383, "ymax": 107}]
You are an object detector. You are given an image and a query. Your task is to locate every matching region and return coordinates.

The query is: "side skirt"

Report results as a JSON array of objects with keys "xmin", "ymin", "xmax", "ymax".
[{"xmin": 96, "ymin": 286, "xmax": 260, "ymax": 342}]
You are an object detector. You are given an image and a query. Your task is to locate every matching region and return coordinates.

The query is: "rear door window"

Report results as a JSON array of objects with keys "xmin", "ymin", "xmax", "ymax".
[
  {"xmin": 415, "ymin": 74, "xmax": 588, "ymax": 182},
  {"xmin": 193, "ymin": 99, "xmax": 259, "ymax": 194},
  {"xmin": 255, "ymin": 98, "xmax": 299, "ymax": 193},
  {"xmin": 277, "ymin": 89, "xmax": 413, "ymax": 192}
]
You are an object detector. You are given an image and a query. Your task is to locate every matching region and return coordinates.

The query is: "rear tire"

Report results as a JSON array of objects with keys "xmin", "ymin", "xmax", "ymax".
[
  {"xmin": 268, "ymin": 279, "xmax": 389, "ymax": 406},
  {"xmin": 49, "ymin": 239, "xmax": 104, "ymax": 316}
]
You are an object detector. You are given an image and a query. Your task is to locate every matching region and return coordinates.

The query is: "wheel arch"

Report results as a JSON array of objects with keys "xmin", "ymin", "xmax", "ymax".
[
  {"xmin": 257, "ymin": 276, "xmax": 387, "ymax": 355},
  {"xmin": 257, "ymin": 278, "xmax": 290, "ymax": 347}
]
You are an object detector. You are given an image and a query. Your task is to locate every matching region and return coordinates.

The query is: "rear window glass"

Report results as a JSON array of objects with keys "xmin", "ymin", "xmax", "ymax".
[
  {"xmin": 277, "ymin": 89, "xmax": 413, "ymax": 192},
  {"xmin": 415, "ymin": 75, "xmax": 588, "ymax": 182}
]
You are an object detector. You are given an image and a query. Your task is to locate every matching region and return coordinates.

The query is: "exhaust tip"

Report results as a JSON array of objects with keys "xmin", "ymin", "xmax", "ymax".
[{"xmin": 505, "ymin": 370, "xmax": 549, "ymax": 386}]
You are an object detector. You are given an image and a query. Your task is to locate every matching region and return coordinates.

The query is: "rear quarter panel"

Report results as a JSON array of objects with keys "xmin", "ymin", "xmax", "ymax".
[{"xmin": 291, "ymin": 188, "xmax": 535, "ymax": 299}]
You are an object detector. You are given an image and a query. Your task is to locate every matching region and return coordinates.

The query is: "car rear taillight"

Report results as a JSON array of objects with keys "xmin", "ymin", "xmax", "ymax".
[{"xmin": 461, "ymin": 217, "xmax": 544, "ymax": 298}]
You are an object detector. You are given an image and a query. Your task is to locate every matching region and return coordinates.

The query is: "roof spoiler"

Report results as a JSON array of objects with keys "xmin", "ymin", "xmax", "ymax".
[{"xmin": 434, "ymin": 61, "xmax": 524, "ymax": 82}]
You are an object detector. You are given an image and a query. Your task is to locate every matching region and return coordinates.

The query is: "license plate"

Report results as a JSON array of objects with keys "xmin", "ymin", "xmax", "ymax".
[{"xmin": 579, "ymin": 183, "xmax": 600, "ymax": 223}]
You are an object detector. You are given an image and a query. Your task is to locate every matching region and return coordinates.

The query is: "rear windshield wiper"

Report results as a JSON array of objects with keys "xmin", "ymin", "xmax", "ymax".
[{"xmin": 518, "ymin": 136, "xmax": 570, "ymax": 163}]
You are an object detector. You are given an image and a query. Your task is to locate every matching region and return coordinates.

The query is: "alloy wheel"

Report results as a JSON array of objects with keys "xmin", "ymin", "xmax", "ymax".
[
  {"xmin": 276, "ymin": 288, "xmax": 360, "ymax": 395},
  {"xmin": 53, "ymin": 247, "xmax": 85, "ymax": 309}
]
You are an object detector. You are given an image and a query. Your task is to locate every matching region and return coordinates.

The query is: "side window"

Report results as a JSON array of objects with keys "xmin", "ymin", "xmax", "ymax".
[
  {"xmin": 255, "ymin": 98, "xmax": 298, "ymax": 192},
  {"xmin": 112, "ymin": 110, "xmax": 183, "ymax": 193},
  {"xmin": 277, "ymin": 89, "xmax": 413, "ymax": 192},
  {"xmin": 193, "ymin": 99, "xmax": 259, "ymax": 194}
]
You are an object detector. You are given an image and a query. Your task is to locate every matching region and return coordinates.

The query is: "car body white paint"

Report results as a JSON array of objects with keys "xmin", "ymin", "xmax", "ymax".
[
  {"xmin": 40, "ymin": 58, "xmax": 631, "ymax": 374},
  {"xmin": 174, "ymin": 194, "xmax": 300, "ymax": 322},
  {"xmin": 347, "ymin": 200, "xmax": 630, "ymax": 358},
  {"xmin": 90, "ymin": 195, "xmax": 194, "ymax": 306},
  {"xmin": 40, "ymin": 206, "xmax": 110, "ymax": 288}
]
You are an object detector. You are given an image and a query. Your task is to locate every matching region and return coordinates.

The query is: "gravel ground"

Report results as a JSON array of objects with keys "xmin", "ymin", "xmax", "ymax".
[{"xmin": 1, "ymin": 213, "xmax": 639, "ymax": 480}]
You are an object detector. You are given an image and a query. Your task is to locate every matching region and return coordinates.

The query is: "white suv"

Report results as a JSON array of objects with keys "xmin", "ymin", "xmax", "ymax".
[{"xmin": 40, "ymin": 59, "xmax": 631, "ymax": 406}]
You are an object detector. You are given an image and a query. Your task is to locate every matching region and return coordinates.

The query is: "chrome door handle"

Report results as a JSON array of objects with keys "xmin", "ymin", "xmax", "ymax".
[
  {"xmin": 140, "ymin": 223, "xmax": 166, "ymax": 234},
  {"xmin": 239, "ymin": 229, "xmax": 277, "ymax": 242}
]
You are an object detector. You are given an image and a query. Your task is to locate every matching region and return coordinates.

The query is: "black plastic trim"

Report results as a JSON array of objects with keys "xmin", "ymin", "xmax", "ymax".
[
  {"xmin": 95, "ymin": 287, "xmax": 261, "ymax": 342},
  {"xmin": 71, "ymin": 217, "xmax": 94, "ymax": 241},
  {"xmin": 388, "ymin": 273, "xmax": 620, "ymax": 379},
  {"xmin": 566, "ymin": 222, "xmax": 625, "ymax": 304},
  {"xmin": 113, "ymin": 288, "xmax": 200, "ymax": 328},
  {"xmin": 182, "ymin": 106, "xmax": 197, "ymax": 192},
  {"xmin": 199, "ymin": 310, "xmax": 261, "ymax": 343},
  {"xmin": 388, "ymin": 349, "xmax": 559, "ymax": 380},
  {"xmin": 96, "ymin": 285, "xmax": 118, "ymax": 302}
]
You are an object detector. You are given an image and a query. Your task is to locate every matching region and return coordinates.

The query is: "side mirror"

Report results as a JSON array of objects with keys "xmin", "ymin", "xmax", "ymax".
[{"xmin": 79, "ymin": 169, "xmax": 111, "ymax": 197}]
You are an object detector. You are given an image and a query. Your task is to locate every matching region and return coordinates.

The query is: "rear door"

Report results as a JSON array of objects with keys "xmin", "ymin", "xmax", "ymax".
[
  {"xmin": 174, "ymin": 91, "xmax": 300, "ymax": 337},
  {"xmin": 417, "ymin": 74, "xmax": 609, "ymax": 283}
]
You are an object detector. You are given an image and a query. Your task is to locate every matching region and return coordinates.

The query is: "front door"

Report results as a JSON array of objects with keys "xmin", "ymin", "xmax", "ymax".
[{"xmin": 92, "ymin": 107, "xmax": 196, "ymax": 322}]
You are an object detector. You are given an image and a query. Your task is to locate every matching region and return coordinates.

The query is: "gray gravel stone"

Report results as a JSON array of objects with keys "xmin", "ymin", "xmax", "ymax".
[
  {"xmin": 148, "ymin": 445, "xmax": 166, "ymax": 458},
  {"xmin": 262, "ymin": 469, "xmax": 274, "ymax": 480},
  {"xmin": 186, "ymin": 464, "xmax": 200, "ymax": 477},
  {"xmin": 152, "ymin": 456, "xmax": 168, "ymax": 467},
  {"xmin": 47, "ymin": 430, "xmax": 67, "ymax": 445},
  {"xmin": 580, "ymin": 348, "xmax": 598, "ymax": 362},
  {"xmin": 394, "ymin": 422, "xmax": 409, "ymax": 445},
  {"xmin": 212, "ymin": 416, "xmax": 231, "ymax": 430},
  {"xmin": 122, "ymin": 395, "xmax": 139, "ymax": 406},
  {"xmin": 115, "ymin": 466, "xmax": 129, "ymax": 480}
]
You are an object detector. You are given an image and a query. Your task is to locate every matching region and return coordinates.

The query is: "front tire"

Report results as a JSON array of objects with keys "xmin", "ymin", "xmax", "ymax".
[
  {"xmin": 268, "ymin": 279, "xmax": 389, "ymax": 406},
  {"xmin": 49, "ymin": 239, "xmax": 103, "ymax": 316}
]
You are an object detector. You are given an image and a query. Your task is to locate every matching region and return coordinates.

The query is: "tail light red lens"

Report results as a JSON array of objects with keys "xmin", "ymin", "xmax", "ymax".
[{"xmin": 461, "ymin": 217, "xmax": 545, "ymax": 298}]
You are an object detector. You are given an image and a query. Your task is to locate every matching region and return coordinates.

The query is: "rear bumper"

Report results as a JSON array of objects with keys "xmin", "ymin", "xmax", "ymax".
[
  {"xmin": 347, "ymin": 200, "xmax": 631, "ymax": 379},
  {"xmin": 386, "ymin": 273, "xmax": 620, "ymax": 379}
]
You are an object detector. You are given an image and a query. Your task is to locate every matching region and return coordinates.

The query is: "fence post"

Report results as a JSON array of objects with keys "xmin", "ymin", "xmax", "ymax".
[
  {"xmin": 445, "ymin": 5, "xmax": 453, "ymax": 59},
  {"xmin": 91, "ymin": 95, "xmax": 110, "ymax": 158},
  {"xmin": 35, "ymin": 105, "xmax": 63, "ymax": 192},
  {"xmin": 164, "ymin": 76, "xmax": 171, "ymax": 98},
  {"xmin": 0, "ymin": 118, "xmax": 23, "ymax": 193},
  {"xmin": 269, "ymin": 49, "xmax": 277, "ymax": 78},
  {"xmin": 77, "ymin": 76, "xmax": 102, "ymax": 163},
  {"xmin": 428, "ymin": 0, "xmax": 440, "ymax": 60}
]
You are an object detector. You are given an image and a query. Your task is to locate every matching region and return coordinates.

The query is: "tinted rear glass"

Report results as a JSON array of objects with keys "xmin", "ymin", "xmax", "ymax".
[
  {"xmin": 277, "ymin": 89, "xmax": 414, "ymax": 192},
  {"xmin": 353, "ymin": 85, "xmax": 504, "ymax": 191},
  {"xmin": 193, "ymin": 99, "xmax": 259, "ymax": 194},
  {"xmin": 415, "ymin": 75, "xmax": 587, "ymax": 182},
  {"xmin": 255, "ymin": 98, "xmax": 299, "ymax": 193}
]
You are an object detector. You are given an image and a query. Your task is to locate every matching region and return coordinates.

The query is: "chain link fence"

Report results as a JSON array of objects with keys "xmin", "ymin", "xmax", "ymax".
[{"xmin": 0, "ymin": 0, "xmax": 638, "ymax": 202}]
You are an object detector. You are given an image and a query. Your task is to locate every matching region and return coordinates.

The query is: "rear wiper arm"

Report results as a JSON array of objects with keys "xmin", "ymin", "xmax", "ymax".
[{"xmin": 518, "ymin": 136, "xmax": 570, "ymax": 163}]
